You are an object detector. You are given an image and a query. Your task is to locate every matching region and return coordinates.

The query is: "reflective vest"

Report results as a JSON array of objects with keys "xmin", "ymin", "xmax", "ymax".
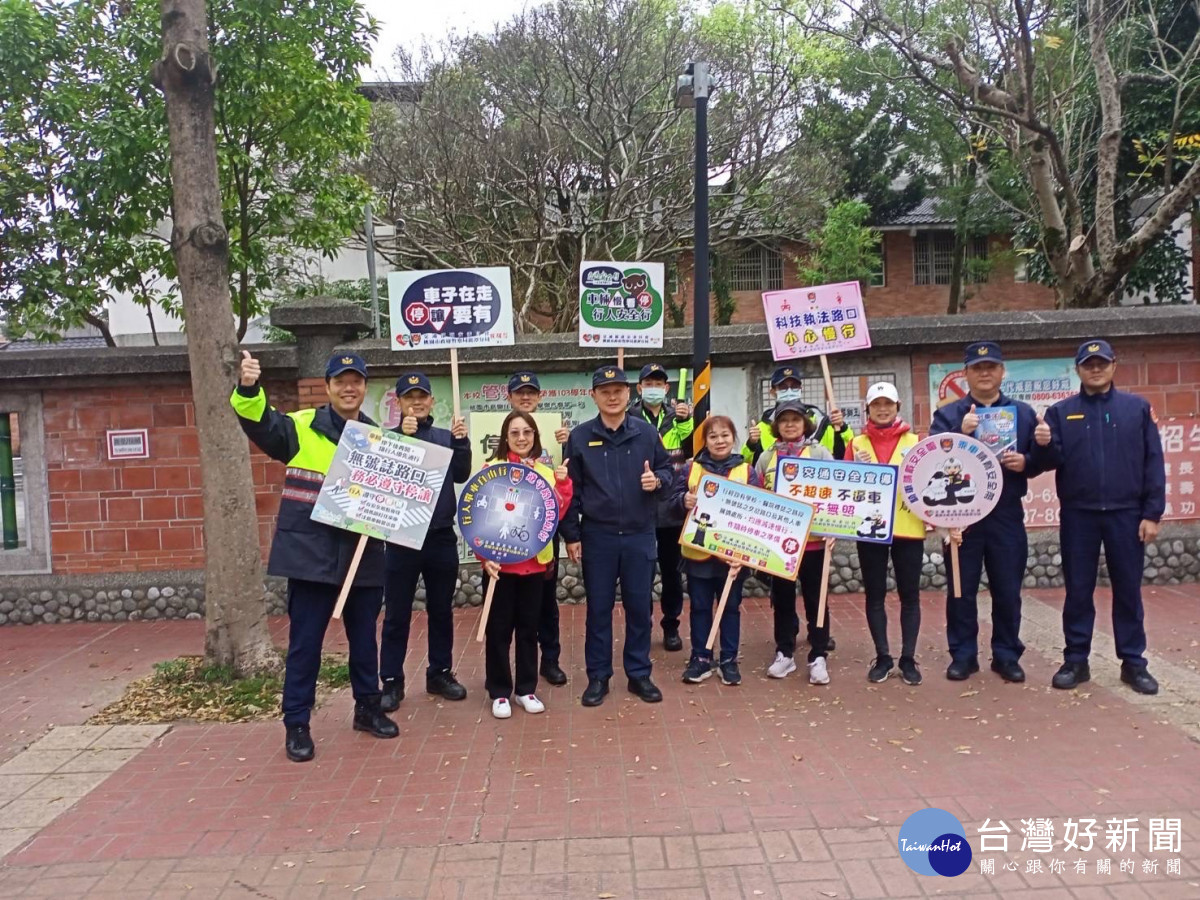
[
  {"xmin": 681, "ymin": 460, "xmax": 751, "ymax": 560},
  {"xmin": 849, "ymin": 431, "xmax": 926, "ymax": 539}
]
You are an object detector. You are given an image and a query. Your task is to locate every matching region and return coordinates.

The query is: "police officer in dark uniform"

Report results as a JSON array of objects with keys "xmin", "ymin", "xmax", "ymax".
[
  {"xmin": 562, "ymin": 366, "xmax": 675, "ymax": 707},
  {"xmin": 379, "ymin": 372, "xmax": 473, "ymax": 708},
  {"xmin": 1035, "ymin": 340, "xmax": 1165, "ymax": 695},
  {"xmin": 506, "ymin": 370, "xmax": 570, "ymax": 685},
  {"xmin": 231, "ymin": 351, "xmax": 399, "ymax": 763},
  {"xmin": 629, "ymin": 363, "xmax": 693, "ymax": 651},
  {"xmin": 931, "ymin": 341, "xmax": 1045, "ymax": 683}
]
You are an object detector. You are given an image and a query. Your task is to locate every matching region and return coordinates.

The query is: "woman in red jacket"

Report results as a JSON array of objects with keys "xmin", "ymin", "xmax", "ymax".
[{"xmin": 477, "ymin": 411, "xmax": 574, "ymax": 719}]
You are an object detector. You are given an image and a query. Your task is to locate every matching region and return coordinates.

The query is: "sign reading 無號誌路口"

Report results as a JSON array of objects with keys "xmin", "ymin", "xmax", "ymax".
[
  {"xmin": 578, "ymin": 261, "xmax": 665, "ymax": 348},
  {"xmin": 311, "ymin": 420, "xmax": 454, "ymax": 549},
  {"xmin": 388, "ymin": 267, "xmax": 515, "ymax": 349}
]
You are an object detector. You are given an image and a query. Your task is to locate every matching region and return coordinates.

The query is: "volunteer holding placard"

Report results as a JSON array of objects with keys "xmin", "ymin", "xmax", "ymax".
[
  {"xmin": 929, "ymin": 342, "xmax": 1045, "ymax": 683},
  {"xmin": 846, "ymin": 382, "xmax": 925, "ymax": 686}
]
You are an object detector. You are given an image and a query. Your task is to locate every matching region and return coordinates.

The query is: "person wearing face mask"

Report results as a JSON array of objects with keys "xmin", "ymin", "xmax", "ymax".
[
  {"xmin": 845, "ymin": 382, "xmax": 925, "ymax": 686},
  {"xmin": 629, "ymin": 363, "xmax": 694, "ymax": 652},
  {"xmin": 756, "ymin": 401, "xmax": 837, "ymax": 686},
  {"xmin": 379, "ymin": 372, "xmax": 473, "ymax": 709},
  {"xmin": 475, "ymin": 410, "xmax": 574, "ymax": 719},
  {"xmin": 672, "ymin": 416, "xmax": 756, "ymax": 686}
]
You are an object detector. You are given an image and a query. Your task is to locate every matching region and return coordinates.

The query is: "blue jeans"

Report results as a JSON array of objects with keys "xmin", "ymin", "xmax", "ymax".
[{"xmin": 687, "ymin": 569, "xmax": 745, "ymax": 664}]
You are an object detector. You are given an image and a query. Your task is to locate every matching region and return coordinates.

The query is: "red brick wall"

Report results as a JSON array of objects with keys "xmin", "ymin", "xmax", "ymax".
[{"xmin": 46, "ymin": 379, "xmax": 296, "ymax": 574}]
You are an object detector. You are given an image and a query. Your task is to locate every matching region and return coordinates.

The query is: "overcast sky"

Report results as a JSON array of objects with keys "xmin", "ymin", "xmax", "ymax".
[{"xmin": 359, "ymin": 0, "xmax": 541, "ymax": 79}]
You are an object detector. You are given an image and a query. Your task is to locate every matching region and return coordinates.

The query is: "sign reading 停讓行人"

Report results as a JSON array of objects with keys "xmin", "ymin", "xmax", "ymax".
[
  {"xmin": 762, "ymin": 281, "xmax": 872, "ymax": 361},
  {"xmin": 311, "ymin": 420, "xmax": 453, "ymax": 548},
  {"xmin": 678, "ymin": 474, "xmax": 815, "ymax": 579},
  {"xmin": 578, "ymin": 261, "xmax": 665, "ymax": 348},
  {"xmin": 457, "ymin": 462, "xmax": 560, "ymax": 565},
  {"xmin": 774, "ymin": 457, "xmax": 899, "ymax": 544},
  {"xmin": 388, "ymin": 267, "xmax": 514, "ymax": 349},
  {"xmin": 900, "ymin": 434, "xmax": 1002, "ymax": 530}
]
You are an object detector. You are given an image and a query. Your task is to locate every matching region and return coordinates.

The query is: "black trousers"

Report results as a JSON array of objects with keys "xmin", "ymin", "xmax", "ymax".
[
  {"xmin": 282, "ymin": 578, "xmax": 382, "ymax": 727},
  {"xmin": 656, "ymin": 526, "xmax": 685, "ymax": 631},
  {"xmin": 538, "ymin": 535, "xmax": 562, "ymax": 665},
  {"xmin": 859, "ymin": 538, "xmax": 924, "ymax": 660},
  {"xmin": 485, "ymin": 571, "xmax": 542, "ymax": 698},
  {"xmin": 380, "ymin": 527, "xmax": 459, "ymax": 681},
  {"xmin": 771, "ymin": 545, "xmax": 828, "ymax": 662}
]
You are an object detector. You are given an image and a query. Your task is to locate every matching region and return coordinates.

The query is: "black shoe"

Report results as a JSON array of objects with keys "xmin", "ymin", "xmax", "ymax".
[
  {"xmin": 946, "ymin": 657, "xmax": 980, "ymax": 681},
  {"xmin": 898, "ymin": 657, "xmax": 922, "ymax": 686},
  {"xmin": 380, "ymin": 678, "xmax": 405, "ymax": 712},
  {"xmin": 718, "ymin": 661, "xmax": 741, "ymax": 686},
  {"xmin": 353, "ymin": 704, "xmax": 400, "ymax": 739},
  {"xmin": 285, "ymin": 724, "xmax": 314, "ymax": 763},
  {"xmin": 581, "ymin": 677, "xmax": 609, "ymax": 707},
  {"xmin": 540, "ymin": 661, "xmax": 568, "ymax": 686},
  {"xmin": 991, "ymin": 659, "xmax": 1026, "ymax": 683},
  {"xmin": 867, "ymin": 655, "xmax": 894, "ymax": 683},
  {"xmin": 1121, "ymin": 663, "xmax": 1159, "ymax": 695},
  {"xmin": 1052, "ymin": 661, "xmax": 1090, "ymax": 690},
  {"xmin": 426, "ymin": 670, "xmax": 468, "ymax": 701},
  {"xmin": 663, "ymin": 630, "xmax": 683, "ymax": 652},
  {"xmin": 628, "ymin": 676, "xmax": 663, "ymax": 703}
]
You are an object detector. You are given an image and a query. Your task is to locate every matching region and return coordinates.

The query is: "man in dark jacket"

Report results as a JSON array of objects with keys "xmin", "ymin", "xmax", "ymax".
[
  {"xmin": 379, "ymin": 372, "xmax": 473, "ymax": 707},
  {"xmin": 629, "ymin": 363, "xmax": 693, "ymax": 651},
  {"xmin": 562, "ymin": 366, "xmax": 675, "ymax": 707},
  {"xmin": 1035, "ymin": 340, "xmax": 1165, "ymax": 695},
  {"xmin": 231, "ymin": 351, "xmax": 399, "ymax": 763},
  {"xmin": 931, "ymin": 341, "xmax": 1045, "ymax": 684}
]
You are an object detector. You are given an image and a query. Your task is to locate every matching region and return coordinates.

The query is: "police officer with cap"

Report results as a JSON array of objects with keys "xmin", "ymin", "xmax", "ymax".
[
  {"xmin": 505, "ymin": 370, "xmax": 569, "ymax": 686},
  {"xmin": 231, "ymin": 350, "xmax": 399, "ymax": 762},
  {"xmin": 562, "ymin": 366, "xmax": 675, "ymax": 707},
  {"xmin": 629, "ymin": 362, "xmax": 694, "ymax": 652},
  {"xmin": 379, "ymin": 372, "xmax": 473, "ymax": 708},
  {"xmin": 931, "ymin": 341, "xmax": 1045, "ymax": 683},
  {"xmin": 1034, "ymin": 340, "xmax": 1165, "ymax": 695}
]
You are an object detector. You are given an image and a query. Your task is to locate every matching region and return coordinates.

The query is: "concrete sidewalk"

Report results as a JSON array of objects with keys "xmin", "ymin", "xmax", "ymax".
[{"xmin": 1, "ymin": 585, "xmax": 1199, "ymax": 898}]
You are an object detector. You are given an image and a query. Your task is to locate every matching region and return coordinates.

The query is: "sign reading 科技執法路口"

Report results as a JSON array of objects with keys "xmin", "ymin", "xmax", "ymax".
[{"xmin": 762, "ymin": 281, "xmax": 872, "ymax": 361}]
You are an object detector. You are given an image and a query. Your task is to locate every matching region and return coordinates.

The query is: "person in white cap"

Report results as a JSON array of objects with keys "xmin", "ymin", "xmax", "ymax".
[{"xmin": 845, "ymin": 382, "xmax": 926, "ymax": 685}]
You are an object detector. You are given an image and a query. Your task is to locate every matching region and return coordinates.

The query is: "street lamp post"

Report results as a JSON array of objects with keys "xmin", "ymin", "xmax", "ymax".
[{"xmin": 676, "ymin": 61, "xmax": 711, "ymax": 455}]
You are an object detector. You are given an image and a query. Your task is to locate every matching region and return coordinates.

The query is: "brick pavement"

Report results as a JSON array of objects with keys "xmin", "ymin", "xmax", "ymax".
[{"xmin": 0, "ymin": 585, "xmax": 1199, "ymax": 897}]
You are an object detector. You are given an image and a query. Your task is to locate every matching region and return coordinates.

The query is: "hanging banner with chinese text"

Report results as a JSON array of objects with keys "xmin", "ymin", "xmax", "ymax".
[
  {"xmin": 388, "ymin": 267, "xmax": 514, "ymax": 349},
  {"xmin": 900, "ymin": 434, "xmax": 1002, "ymax": 529},
  {"xmin": 457, "ymin": 462, "xmax": 560, "ymax": 564},
  {"xmin": 774, "ymin": 457, "xmax": 899, "ymax": 544},
  {"xmin": 311, "ymin": 420, "xmax": 453, "ymax": 548},
  {"xmin": 578, "ymin": 261, "xmax": 665, "ymax": 348},
  {"xmin": 678, "ymin": 474, "xmax": 814, "ymax": 580},
  {"xmin": 762, "ymin": 281, "xmax": 872, "ymax": 361}
]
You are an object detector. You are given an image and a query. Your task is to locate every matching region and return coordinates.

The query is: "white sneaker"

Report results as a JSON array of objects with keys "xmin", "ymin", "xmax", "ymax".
[
  {"xmin": 809, "ymin": 657, "xmax": 830, "ymax": 685},
  {"xmin": 767, "ymin": 652, "xmax": 797, "ymax": 679},
  {"xmin": 492, "ymin": 697, "xmax": 512, "ymax": 719},
  {"xmin": 514, "ymin": 694, "xmax": 545, "ymax": 714}
]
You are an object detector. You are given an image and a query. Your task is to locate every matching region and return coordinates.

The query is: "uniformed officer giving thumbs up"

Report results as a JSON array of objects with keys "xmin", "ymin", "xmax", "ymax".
[
  {"xmin": 561, "ymin": 366, "xmax": 675, "ymax": 707},
  {"xmin": 230, "ymin": 350, "xmax": 399, "ymax": 763}
]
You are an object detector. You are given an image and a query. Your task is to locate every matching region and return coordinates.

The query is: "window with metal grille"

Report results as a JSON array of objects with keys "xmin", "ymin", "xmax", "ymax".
[
  {"xmin": 869, "ymin": 243, "xmax": 886, "ymax": 287},
  {"xmin": 914, "ymin": 233, "xmax": 989, "ymax": 285},
  {"xmin": 964, "ymin": 236, "xmax": 990, "ymax": 283},
  {"xmin": 729, "ymin": 244, "xmax": 784, "ymax": 292}
]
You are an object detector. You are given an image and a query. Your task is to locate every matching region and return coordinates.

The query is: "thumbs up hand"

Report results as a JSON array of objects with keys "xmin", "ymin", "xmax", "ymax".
[
  {"xmin": 962, "ymin": 403, "xmax": 979, "ymax": 435},
  {"xmin": 747, "ymin": 418, "xmax": 761, "ymax": 446},
  {"xmin": 555, "ymin": 458, "xmax": 570, "ymax": 483},
  {"xmin": 238, "ymin": 350, "xmax": 260, "ymax": 387},
  {"xmin": 640, "ymin": 460, "xmax": 659, "ymax": 492},
  {"xmin": 1034, "ymin": 412, "xmax": 1051, "ymax": 446}
]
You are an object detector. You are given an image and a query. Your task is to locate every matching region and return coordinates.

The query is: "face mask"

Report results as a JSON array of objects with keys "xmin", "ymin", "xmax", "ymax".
[
  {"xmin": 641, "ymin": 386, "xmax": 667, "ymax": 405},
  {"xmin": 776, "ymin": 388, "xmax": 802, "ymax": 403}
]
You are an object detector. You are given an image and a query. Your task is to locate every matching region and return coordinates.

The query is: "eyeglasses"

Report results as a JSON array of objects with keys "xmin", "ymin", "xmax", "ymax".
[{"xmin": 508, "ymin": 429, "xmax": 536, "ymax": 438}]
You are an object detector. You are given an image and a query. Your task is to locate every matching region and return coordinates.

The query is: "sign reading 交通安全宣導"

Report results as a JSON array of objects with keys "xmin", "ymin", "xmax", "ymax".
[
  {"xmin": 774, "ymin": 456, "xmax": 899, "ymax": 544},
  {"xmin": 578, "ymin": 261, "xmax": 665, "ymax": 348},
  {"xmin": 388, "ymin": 267, "xmax": 515, "ymax": 349},
  {"xmin": 457, "ymin": 462, "xmax": 560, "ymax": 565},
  {"xmin": 311, "ymin": 420, "xmax": 454, "ymax": 548}
]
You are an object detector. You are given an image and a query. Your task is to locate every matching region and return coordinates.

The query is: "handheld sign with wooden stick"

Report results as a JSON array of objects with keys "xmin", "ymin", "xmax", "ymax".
[
  {"xmin": 578, "ymin": 262, "xmax": 666, "ymax": 368},
  {"xmin": 309, "ymin": 421, "xmax": 454, "ymax": 618},
  {"xmin": 898, "ymin": 434, "xmax": 1003, "ymax": 599},
  {"xmin": 458, "ymin": 462, "xmax": 561, "ymax": 641}
]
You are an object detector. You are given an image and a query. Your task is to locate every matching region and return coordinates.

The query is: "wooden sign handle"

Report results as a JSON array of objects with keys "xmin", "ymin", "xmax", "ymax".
[
  {"xmin": 617, "ymin": 346, "xmax": 625, "ymax": 371},
  {"xmin": 449, "ymin": 347, "xmax": 461, "ymax": 419},
  {"xmin": 950, "ymin": 540, "xmax": 963, "ymax": 599},
  {"xmin": 818, "ymin": 354, "xmax": 837, "ymax": 412},
  {"xmin": 475, "ymin": 575, "xmax": 497, "ymax": 643},
  {"xmin": 815, "ymin": 537, "xmax": 833, "ymax": 628},
  {"xmin": 705, "ymin": 567, "xmax": 737, "ymax": 651},
  {"xmin": 332, "ymin": 534, "xmax": 369, "ymax": 619}
]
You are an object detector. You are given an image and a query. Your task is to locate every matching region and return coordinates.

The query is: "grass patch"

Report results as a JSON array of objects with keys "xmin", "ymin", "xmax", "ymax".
[{"xmin": 89, "ymin": 652, "xmax": 354, "ymax": 725}]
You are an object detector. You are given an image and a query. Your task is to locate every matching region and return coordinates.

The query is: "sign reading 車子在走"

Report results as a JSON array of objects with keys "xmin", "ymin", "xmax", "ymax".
[{"xmin": 388, "ymin": 267, "xmax": 514, "ymax": 349}]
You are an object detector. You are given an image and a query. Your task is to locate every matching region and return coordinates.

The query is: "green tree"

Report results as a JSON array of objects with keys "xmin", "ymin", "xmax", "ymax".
[
  {"xmin": 0, "ymin": 0, "xmax": 376, "ymax": 344},
  {"xmin": 796, "ymin": 200, "xmax": 881, "ymax": 290}
]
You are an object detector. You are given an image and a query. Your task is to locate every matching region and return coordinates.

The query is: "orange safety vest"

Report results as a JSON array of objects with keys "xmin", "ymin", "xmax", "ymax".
[
  {"xmin": 681, "ymin": 460, "xmax": 751, "ymax": 561},
  {"xmin": 849, "ymin": 431, "xmax": 926, "ymax": 539}
]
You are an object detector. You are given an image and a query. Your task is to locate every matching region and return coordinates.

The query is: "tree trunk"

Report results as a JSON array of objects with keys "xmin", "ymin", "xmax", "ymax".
[
  {"xmin": 154, "ymin": 0, "xmax": 276, "ymax": 674},
  {"xmin": 946, "ymin": 230, "xmax": 965, "ymax": 315}
]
